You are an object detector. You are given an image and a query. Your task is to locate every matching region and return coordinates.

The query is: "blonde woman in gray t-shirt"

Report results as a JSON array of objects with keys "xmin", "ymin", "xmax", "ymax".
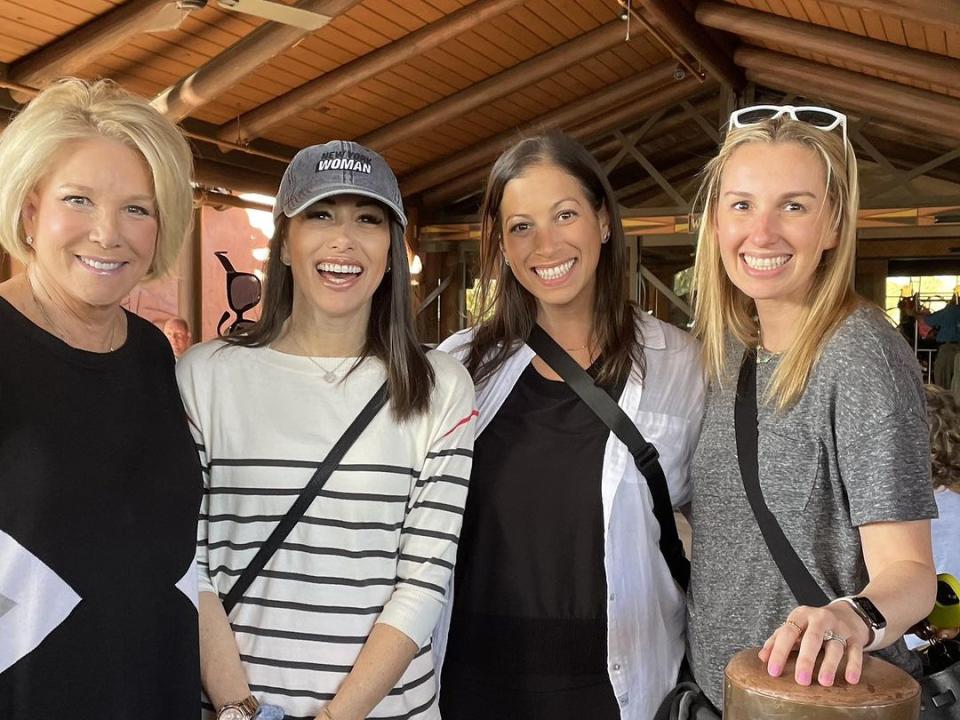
[{"xmin": 686, "ymin": 106, "xmax": 938, "ymax": 708}]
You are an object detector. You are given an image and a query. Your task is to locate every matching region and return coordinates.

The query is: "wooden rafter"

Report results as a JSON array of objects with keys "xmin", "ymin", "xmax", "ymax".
[
  {"xmin": 736, "ymin": 47, "xmax": 960, "ymax": 141},
  {"xmin": 215, "ymin": 0, "xmax": 527, "ymax": 145},
  {"xmin": 9, "ymin": 0, "xmax": 170, "ymax": 91},
  {"xmin": 153, "ymin": 0, "xmax": 362, "ymax": 122},
  {"xmin": 697, "ymin": 1, "xmax": 960, "ymax": 91},
  {"xmin": 400, "ymin": 61, "xmax": 682, "ymax": 196},
  {"xmin": 420, "ymin": 76, "xmax": 709, "ymax": 208},
  {"xmin": 820, "ymin": 0, "xmax": 960, "ymax": 36},
  {"xmin": 639, "ymin": 0, "xmax": 742, "ymax": 89},
  {"xmin": 358, "ymin": 20, "xmax": 628, "ymax": 152}
]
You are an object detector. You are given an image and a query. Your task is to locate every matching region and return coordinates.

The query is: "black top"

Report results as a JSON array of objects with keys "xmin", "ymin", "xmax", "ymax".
[
  {"xmin": 0, "ymin": 297, "xmax": 202, "ymax": 718},
  {"xmin": 441, "ymin": 359, "xmax": 625, "ymax": 718}
]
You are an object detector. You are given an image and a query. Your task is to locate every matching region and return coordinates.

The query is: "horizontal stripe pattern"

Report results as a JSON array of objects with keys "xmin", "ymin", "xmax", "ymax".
[{"xmin": 179, "ymin": 343, "xmax": 475, "ymax": 720}]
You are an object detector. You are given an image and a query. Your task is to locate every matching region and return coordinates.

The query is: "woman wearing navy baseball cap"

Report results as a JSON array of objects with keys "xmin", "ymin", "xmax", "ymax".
[{"xmin": 178, "ymin": 141, "xmax": 477, "ymax": 720}]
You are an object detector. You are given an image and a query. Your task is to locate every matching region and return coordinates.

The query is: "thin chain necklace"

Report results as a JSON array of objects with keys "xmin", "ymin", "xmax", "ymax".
[
  {"xmin": 290, "ymin": 332, "xmax": 356, "ymax": 384},
  {"xmin": 28, "ymin": 274, "xmax": 119, "ymax": 352}
]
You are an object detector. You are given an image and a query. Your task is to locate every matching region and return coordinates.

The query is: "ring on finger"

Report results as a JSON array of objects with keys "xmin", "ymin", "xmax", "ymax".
[
  {"xmin": 784, "ymin": 619, "xmax": 803, "ymax": 634},
  {"xmin": 823, "ymin": 629, "xmax": 848, "ymax": 650}
]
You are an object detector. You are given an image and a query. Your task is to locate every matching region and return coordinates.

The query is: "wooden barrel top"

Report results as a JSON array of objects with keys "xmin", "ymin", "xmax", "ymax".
[{"xmin": 725, "ymin": 648, "xmax": 921, "ymax": 707}]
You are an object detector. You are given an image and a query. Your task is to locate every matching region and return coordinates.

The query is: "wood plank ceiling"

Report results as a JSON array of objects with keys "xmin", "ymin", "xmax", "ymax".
[{"xmin": 0, "ymin": 0, "xmax": 958, "ymax": 219}]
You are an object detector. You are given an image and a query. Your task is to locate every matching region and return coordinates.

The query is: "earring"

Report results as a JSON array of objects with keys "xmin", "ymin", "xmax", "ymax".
[
  {"xmin": 602, "ymin": 230, "xmax": 611, "ymax": 244},
  {"xmin": 25, "ymin": 235, "xmax": 33, "ymax": 245}
]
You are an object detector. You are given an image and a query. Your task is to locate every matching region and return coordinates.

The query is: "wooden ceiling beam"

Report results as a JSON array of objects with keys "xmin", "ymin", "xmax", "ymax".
[
  {"xmin": 640, "ymin": 0, "xmax": 743, "ymax": 89},
  {"xmin": 9, "ymin": 0, "xmax": 170, "ymax": 90},
  {"xmin": 358, "ymin": 20, "xmax": 628, "ymax": 152},
  {"xmin": 420, "ymin": 76, "xmax": 709, "ymax": 208},
  {"xmin": 570, "ymin": 77, "xmax": 716, "ymax": 140},
  {"xmin": 736, "ymin": 47, "xmax": 960, "ymax": 138},
  {"xmin": 745, "ymin": 68, "xmax": 960, "ymax": 143},
  {"xmin": 697, "ymin": 1, "xmax": 960, "ymax": 91},
  {"xmin": 400, "ymin": 61, "xmax": 681, "ymax": 196},
  {"xmin": 194, "ymin": 158, "xmax": 281, "ymax": 197},
  {"xmin": 817, "ymin": 0, "xmax": 960, "ymax": 35},
  {"xmin": 153, "ymin": 0, "xmax": 361, "ymax": 122},
  {"xmin": 217, "ymin": 0, "xmax": 526, "ymax": 145},
  {"xmin": 589, "ymin": 95, "xmax": 721, "ymax": 159}
]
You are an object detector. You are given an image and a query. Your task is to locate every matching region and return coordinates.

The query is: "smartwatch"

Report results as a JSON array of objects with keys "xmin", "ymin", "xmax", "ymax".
[
  {"xmin": 831, "ymin": 595, "xmax": 887, "ymax": 651},
  {"xmin": 217, "ymin": 695, "xmax": 260, "ymax": 720}
]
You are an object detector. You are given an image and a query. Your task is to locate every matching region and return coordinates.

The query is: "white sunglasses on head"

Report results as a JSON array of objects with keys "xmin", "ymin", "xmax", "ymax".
[{"xmin": 728, "ymin": 104, "xmax": 847, "ymax": 148}]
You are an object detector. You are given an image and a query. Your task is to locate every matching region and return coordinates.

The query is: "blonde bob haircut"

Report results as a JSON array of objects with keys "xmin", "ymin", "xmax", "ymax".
[
  {"xmin": 0, "ymin": 78, "xmax": 193, "ymax": 281},
  {"xmin": 691, "ymin": 115, "xmax": 860, "ymax": 410}
]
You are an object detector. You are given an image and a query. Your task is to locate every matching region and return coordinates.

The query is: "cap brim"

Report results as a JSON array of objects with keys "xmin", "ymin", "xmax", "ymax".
[{"xmin": 277, "ymin": 185, "xmax": 407, "ymax": 228}]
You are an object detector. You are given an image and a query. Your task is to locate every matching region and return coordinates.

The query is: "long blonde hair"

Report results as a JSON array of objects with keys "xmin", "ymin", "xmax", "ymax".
[{"xmin": 691, "ymin": 116, "xmax": 860, "ymax": 409}]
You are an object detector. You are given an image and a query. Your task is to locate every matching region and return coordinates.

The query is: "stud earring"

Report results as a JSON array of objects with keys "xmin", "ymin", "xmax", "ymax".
[
  {"xmin": 602, "ymin": 230, "xmax": 611, "ymax": 244},
  {"xmin": 26, "ymin": 235, "xmax": 33, "ymax": 245}
]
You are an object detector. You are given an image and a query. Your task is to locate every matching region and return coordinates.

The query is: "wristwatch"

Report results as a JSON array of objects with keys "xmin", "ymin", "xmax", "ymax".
[
  {"xmin": 831, "ymin": 595, "xmax": 887, "ymax": 651},
  {"xmin": 216, "ymin": 695, "xmax": 260, "ymax": 720}
]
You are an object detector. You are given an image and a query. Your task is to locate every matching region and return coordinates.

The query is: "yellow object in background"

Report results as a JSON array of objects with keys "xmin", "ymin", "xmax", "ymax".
[{"xmin": 929, "ymin": 574, "xmax": 960, "ymax": 632}]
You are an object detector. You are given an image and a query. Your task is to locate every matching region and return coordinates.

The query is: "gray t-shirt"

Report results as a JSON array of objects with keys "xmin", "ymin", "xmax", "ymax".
[{"xmin": 687, "ymin": 305, "xmax": 938, "ymax": 706}]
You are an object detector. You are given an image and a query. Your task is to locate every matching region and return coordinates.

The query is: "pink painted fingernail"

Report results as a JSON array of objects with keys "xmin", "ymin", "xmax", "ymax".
[
  {"xmin": 797, "ymin": 671, "xmax": 812, "ymax": 685},
  {"xmin": 820, "ymin": 673, "xmax": 835, "ymax": 686},
  {"xmin": 768, "ymin": 663, "xmax": 782, "ymax": 676},
  {"xmin": 847, "ymin": 672, "xmax": 861, "ymax": 684}
]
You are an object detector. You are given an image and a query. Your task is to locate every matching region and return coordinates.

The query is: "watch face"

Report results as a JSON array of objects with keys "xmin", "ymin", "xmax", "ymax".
[
  {"xmin": 218, "ymin": 709, "xmax": 245, "ymax": 720},
  {"xmin": 854, "ymin": 596, "xmax": 887, "ymax": 629}
]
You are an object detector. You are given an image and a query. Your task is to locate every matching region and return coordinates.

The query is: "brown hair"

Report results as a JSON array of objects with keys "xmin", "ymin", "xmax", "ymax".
[
  {"xmin": 224, "ymin": 212, "xmax": 435, "ymax": 420},
  {"xmin": 464, "ymin": 130, "xmax": 643, "ymax": 386},
  {"xmin": 925, "ymin": 385, "xmax": 960, "ymax": 492}
]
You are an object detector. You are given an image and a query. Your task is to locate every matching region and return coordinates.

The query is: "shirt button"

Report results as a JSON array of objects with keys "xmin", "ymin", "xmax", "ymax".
[
  {"xmin": 612, "ymin": 663, "xmax": 622, "ymax": 671},
  {"xmin": 609, "ymin": 592, "xmax": 616, "ymax": 602}
]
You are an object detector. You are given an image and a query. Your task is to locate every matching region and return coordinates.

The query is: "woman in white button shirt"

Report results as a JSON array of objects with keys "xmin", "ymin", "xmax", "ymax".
[{"xmin": 434, "ymin": 131, "xmax": 705, "ymax": 720}]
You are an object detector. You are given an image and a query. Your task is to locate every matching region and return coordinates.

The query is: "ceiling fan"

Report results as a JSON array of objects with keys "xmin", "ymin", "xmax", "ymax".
[{"xmin": 147, "ymin": 0, "xmax": 332, "ymax": 32}]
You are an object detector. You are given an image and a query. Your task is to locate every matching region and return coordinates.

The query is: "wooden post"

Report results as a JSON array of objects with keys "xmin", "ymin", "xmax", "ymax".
[
  {"xmin": 179, "ymin": 206, "xmax": 204, "ymax": 343},
  {"xmin": 855, "ymin": 258, "xmax": 888, "ymax": 309},
  {"xmin": 439, "ymin": 249, "xmax": 463, "ymax": 343}
]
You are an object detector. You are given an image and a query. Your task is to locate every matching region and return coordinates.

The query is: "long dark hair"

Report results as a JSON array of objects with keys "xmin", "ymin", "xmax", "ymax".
[
  {"xmin": 226, "ymin": 211, "xmax": 435, "ymax": 420},
  {"xmin": 465, "ymin": 130, "xmax": 643, "ymax": 387}
]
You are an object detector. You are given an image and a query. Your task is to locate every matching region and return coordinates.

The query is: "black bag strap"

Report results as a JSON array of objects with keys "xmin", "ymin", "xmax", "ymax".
[
  {"xmin": 527, "ymin": 324, "xmax": 690, "ymax": 591},
  {"xmin": 734, "ymin": 351, "xmax": 829, "ymax": 607},
  {"xmin": 221, "ymin": 381, "xmax": 390, "ymax": 615}
]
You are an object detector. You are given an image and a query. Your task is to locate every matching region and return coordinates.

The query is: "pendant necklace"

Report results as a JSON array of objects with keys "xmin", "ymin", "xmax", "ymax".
[
  {"xmin": 28, "ymin": 274, "xmax": 119, "ymax": 352},
  {"xmin": 292, "ymin": 333, "xmax": 354, "ymax": 383}
]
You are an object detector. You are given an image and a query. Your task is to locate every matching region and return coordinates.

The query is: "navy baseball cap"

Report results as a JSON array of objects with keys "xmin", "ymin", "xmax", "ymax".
[{"xmin": 274, "ymin": 140, "xmax": 407, "ymax": 228}]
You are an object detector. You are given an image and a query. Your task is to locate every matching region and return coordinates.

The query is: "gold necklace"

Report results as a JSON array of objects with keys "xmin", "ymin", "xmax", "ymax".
[{"xmin": 28, "ymin": 275, "xmax": 119, "ymax": 352}]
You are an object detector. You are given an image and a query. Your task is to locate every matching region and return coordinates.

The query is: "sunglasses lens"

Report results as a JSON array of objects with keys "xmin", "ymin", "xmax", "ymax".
[
  {"xmin": 736, "ymin": 107, "xmax": 779, "ymax": 125},
  {"xmin": 794, "ymin": 109, "xmax": 838, "ymax": 128}
]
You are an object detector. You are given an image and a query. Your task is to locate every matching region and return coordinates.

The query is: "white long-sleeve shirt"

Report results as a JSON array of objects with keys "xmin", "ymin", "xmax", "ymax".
[
  {"xmin": 177, "ymin": 342, "xmax": 477, "ymax": 720},
  {"xmin": 434, "ymin": 314, "xmax": 705, "ymax": 720}
]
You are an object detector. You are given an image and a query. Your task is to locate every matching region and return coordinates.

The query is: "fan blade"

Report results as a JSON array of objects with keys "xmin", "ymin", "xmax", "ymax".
[
  {"xmin": 144, "ymin": 2, "xmax": 187, "ymax": 32},
  {"xmin": 217, "ymin": 0, "xmax": 332, "ymax": 30}
]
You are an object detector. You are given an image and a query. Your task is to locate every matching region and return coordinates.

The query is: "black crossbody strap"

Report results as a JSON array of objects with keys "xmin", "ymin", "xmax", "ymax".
[
  {"xmin": 221, "ymin": 381, "xmax": 390, "ymax": 615},
  {"xmin": 734, "ymin": 351, "xmax": 829, "ymax": 607},
  {"xmin": 527, "ymin": 324, "xmax": 690, "ymax": 591}
]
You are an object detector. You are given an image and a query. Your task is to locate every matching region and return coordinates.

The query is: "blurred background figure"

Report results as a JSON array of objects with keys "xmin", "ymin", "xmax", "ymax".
[
  {"xmin": 926, "ymin": 385, "xmax": 960, "ymax": 583},
  {"xmin": 164, "ymin": 316, "xmax": 192, "ymax": 359}
]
